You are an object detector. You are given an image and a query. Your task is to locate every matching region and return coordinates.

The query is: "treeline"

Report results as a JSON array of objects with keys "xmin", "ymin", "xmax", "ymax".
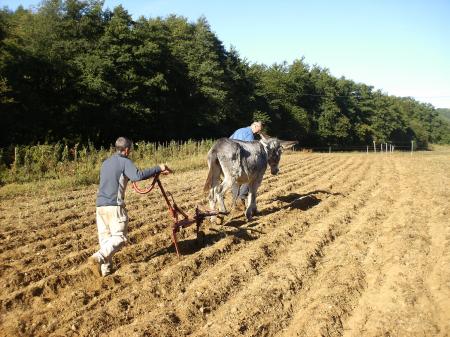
[{"xmin": 1, "ymin": 0, "xmax": 449, "ymax": 151}]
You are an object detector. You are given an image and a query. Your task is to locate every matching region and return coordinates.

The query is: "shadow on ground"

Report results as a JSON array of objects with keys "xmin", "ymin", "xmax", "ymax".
[
  {"xmin": 258, "ymin": 189, "xmax": 344, "ymax": 217},
  {"xmin": 144, "ymin": 220, "xmax": 261, "ymax": 259},
  {"xmin": 144, "ymin": 189, "xmax": 343, "ymax": 259}
]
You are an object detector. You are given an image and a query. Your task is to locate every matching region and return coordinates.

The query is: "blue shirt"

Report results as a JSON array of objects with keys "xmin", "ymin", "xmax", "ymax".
[
  {"xmin": 230, "ymin": 126, "xmax": 254, "ymax": 141},
  {"xmin": 96, "ymin": 154, "xmax": 161, "ymax": 207}
]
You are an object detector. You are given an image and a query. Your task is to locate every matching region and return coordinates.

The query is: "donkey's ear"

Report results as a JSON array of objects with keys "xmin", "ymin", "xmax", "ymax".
[{"xmin": 280, "ymin": 140, "xmax": 298, "ymax": 150}]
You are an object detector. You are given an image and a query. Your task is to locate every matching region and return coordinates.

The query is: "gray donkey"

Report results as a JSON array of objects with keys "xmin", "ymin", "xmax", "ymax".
[{"xmin": 204, "ymin": 134, "xmax": 297, "ymax": 221}]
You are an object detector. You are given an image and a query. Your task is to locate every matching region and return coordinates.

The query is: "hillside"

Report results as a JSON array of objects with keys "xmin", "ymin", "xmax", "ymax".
[{"xmin": 437, "ymin": 108, "xmax": 450, "ymax": 123}]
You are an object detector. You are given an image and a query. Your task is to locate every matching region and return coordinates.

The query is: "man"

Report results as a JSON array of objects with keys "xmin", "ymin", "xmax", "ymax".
[
  {"xmin": 230, "ymin": 121, "xmax": 262, "ymax": 142},
  {"xmin": 229, "ymin": 121, "xmax": 262, "ymax": 208},
  {"xmin": 88, "ymin": 137, "xmax": 172, "ymax": 277}
]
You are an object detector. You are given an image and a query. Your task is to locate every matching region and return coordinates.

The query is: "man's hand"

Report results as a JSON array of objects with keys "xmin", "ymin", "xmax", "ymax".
[{"xmin": 159, "ymin": 164, "xmax": 173, "ymax": 174}]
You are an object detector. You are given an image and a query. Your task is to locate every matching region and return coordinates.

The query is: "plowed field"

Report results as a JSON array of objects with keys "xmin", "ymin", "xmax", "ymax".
[{"xmin": 1, "ymin": 151, "xmax": 449, "ymax": 337}]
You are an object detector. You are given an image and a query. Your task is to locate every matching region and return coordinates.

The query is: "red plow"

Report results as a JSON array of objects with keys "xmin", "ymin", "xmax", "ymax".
[{"xmin": 132, "ymin": 174, "xmax": 227, "ymax": 257}]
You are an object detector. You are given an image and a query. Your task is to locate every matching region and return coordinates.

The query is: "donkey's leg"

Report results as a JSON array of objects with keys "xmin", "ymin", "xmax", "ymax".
[
  {"xmin": 208, "ymin": 188, "xmax": 218, "ymax": 224},
  {"xmin": 245, "ymin": 179, "xmax": 262, "ymax": 221},
  {"xmin": 231, "ymin": 182, "xmax": 241, "ymax": 208},
  {"xmin": 245, "ymin": 188, "xmax": 255, "ymax": 221},
  {"xmin": 208, "ymin": 189, "xmax": 216, "ymax": 213},
  {"xmin": 212, "ymin": 176, "xmax": 233, "ymax": 226},
  {"xmin": 208, "ymin": 161, "xmax": 222, "ymax": 223},
  {"xmin": 216, "ymin": 173, "xmax": 234, "ymax": 214}
]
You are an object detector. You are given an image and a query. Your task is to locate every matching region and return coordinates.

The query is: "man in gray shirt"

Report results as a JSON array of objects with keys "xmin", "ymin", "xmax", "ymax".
[{"xmin": 88, "ymin": 137, "xmax": 172, "ymax": 277}]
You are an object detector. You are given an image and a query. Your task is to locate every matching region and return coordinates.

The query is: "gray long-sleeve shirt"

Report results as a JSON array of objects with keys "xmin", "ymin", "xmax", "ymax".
[{"xmin": 96, "ymin": 154, "xmax": 161, "ymax": 207}]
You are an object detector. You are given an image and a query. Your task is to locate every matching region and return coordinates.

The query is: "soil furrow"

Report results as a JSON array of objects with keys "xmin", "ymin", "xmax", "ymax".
[
  {"xmin": 1, "ymin": 152, "xmax": 449, "ymax": 337},
  {"xmin": 0, "ymin": 155, "xmax": 341, "ymax": 294},
  {"xmin": 99, "ymin": 156, "xmax": 370, "ymax": 336}
]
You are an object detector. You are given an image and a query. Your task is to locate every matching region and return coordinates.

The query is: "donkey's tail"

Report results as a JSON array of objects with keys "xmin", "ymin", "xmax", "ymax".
[{"xmin": 203, "ymin": 150, "xmax": 217, "ymax": 192}]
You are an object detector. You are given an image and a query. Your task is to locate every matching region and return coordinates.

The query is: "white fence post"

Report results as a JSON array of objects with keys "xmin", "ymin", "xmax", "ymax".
[
  {"xmin": 14, "ymin": 146, "xmax": 18, "ymax": 170},
  {"xmin": 373, "ymin": 141, "xmax": 376, "ymax": 153}
]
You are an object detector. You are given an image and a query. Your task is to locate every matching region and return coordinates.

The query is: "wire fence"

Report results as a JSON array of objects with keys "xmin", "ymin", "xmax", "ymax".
[
  {"xmin": 293, "ymin": 141, "xmax": 428, "ymax": 153},
  {"xmin": 0, "ymin": 140, "xmax": 213, "ymax": 185},
  {"xmin": 0, "ymin": 139, "xmax": 429, "ymax": 186}
]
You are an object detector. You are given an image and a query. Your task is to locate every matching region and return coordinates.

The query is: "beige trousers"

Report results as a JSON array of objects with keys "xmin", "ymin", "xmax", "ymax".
[{"xmin": 95, "ymin": 205, "xmax": 128, "ymax": 275}]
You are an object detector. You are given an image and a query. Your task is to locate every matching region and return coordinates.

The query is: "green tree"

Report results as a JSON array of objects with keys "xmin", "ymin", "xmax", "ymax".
[{"xmin": 1, "ymin": 0, "xmax": 449, "ymax": 148}]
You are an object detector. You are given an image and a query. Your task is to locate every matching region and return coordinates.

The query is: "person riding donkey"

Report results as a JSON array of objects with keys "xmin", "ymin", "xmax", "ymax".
[{"xmin": 88, "ymin": 137, "xmax": 172, "ymax": 277}]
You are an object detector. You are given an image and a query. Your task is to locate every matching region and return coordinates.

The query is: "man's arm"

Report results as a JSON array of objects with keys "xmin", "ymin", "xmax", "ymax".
[{"xmin": 123, "ymin": 159, "xmax": 162, "ymax": 182}]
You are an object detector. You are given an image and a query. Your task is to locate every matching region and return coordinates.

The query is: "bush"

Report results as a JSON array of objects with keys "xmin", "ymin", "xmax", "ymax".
[{"xmin": 0, "ymin": 140, "xmax": 213, "ymax": 186}]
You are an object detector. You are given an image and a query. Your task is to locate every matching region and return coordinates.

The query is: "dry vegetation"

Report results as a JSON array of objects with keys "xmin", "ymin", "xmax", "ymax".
[{"xmin": 1, "ymin": 149, "xmax": 449, "ymax": 336}]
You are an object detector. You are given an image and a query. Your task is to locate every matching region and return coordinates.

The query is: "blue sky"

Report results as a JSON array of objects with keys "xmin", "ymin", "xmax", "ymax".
[{"xmin": 3, "ymin": 0, "xmax": 450, "ymax": 108}]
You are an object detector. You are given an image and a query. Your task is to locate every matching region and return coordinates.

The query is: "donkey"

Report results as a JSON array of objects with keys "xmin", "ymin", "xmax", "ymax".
[{"xmin": 204, "ymin": 135, "xmax": 297, "ymax": 221}]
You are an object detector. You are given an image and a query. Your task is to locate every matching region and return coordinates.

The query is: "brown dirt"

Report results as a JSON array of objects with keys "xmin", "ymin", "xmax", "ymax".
[{"xmin": 1, "ymin": 151, "xmax": 449, "ymax": 337}]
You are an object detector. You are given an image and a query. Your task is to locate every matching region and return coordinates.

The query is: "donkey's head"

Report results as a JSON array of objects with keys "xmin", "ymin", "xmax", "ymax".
[{"xmin": 260, "ymin": 134, "xmax": 298, "ymax": 175}]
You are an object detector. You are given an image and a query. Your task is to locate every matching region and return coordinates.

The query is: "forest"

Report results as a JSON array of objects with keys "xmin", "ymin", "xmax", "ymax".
[{"xmin": 1, "ymin": 0, "xmax": 450, "ymax": 153}]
